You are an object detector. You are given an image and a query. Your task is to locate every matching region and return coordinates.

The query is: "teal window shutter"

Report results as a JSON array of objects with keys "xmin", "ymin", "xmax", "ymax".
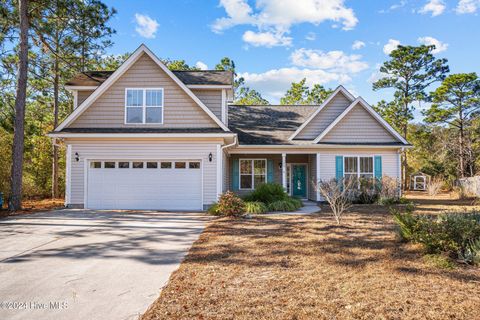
[
  {"xmin": 335, "ymin": 156, "xmax": 343, "ymax": 181},
  {"xmin": 267, "ymin": 159, "xmax": 274, "ymax": 183},
  {"xmin": 232, "ymin": 159, "xmax": 239, "ymax": 190},
  {"xmin": 374, "ymin": 156, "xmax": 382, "ymax": 180}
]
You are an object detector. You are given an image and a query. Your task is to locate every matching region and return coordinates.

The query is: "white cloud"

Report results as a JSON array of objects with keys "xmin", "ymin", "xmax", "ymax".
[
  {"xmin": 240, "ymin": 68, "xmax": 351, "ymax": 101},
  {"xmin": 379, "ymin": 0, "xmax": 407, "ymax": 13},
  {"xmin": 134, "ymin": 14, "xmax": 159, "ymax": 39},
  {"xmin": 290, "ymin": 48, "xmax": 368, "ymax": 73},
  {"xmin": 238, "ymin": 47, "xmax": 368, "ymax": 102},
  {"xmin": 419, "ymin": 0, "xmax": 446, "ymax": 16},
  {"xmin": 195, "ymin": 61, "xmax": 208, "ymax": 70},
  {"xmin": 456, "ymin": 0, "xmax": 480, "ymax": 13},
  {"xmin": 242, "ymin": 30, "xmax": 292, "ymax": 47},
  {"xmin": 305, "ymin": 32, "xmax": 316, "ymax": 41},
  {"xmin": 417, "ymin": 36, "xmax": 448, "ymax": 53},
  {"xmin": 352, "ymin": 40, "xmax": 366, "ymax": 50},
  {"xmin": 383, "ymin": 39, "xmax": 401, "ymax": 54},
  {"xmin": 212, "ymin": 0, "xmax": 358, "ymax": 47}
]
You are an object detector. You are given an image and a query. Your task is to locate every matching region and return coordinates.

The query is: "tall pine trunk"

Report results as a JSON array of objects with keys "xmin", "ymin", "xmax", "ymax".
[
  {"xmin": 9, "ymin": 0, "xmax": 29, "ymax": 211},
  {"xmin": 52, "ymin": 55, "xmax": 59, "ymax": 198}
]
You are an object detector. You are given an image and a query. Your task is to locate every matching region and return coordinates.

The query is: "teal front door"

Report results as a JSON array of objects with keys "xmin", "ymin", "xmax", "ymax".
[{"xmin": 292, "ymin": 165, "xmax": 307, "ymax": 198}]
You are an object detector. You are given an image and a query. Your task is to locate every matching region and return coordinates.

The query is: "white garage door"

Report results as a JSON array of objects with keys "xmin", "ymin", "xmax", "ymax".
[{"xmin": 86, "ymin": 160, "xmax": 202, "ymax": 210}]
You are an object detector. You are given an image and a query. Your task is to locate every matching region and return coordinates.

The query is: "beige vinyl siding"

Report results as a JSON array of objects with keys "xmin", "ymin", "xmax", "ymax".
[
  {"xmin": 192, "ymin": 89, "xmax": 222, "ymax": 120},
  {"xmin": 77, "ymin": 90, "xmax": 94, "ymax": 107},
  {"xmin": 65, "ymin": 139, "xmax": 220, "ymax": 207},
  {"xmin": 322, "ymin": 105, "xmax": 398, "ymax": 143},
  {"xmin": 295, "ymin": 93, "xmax": 351, "ymax": 140},
  {"xmin": 318, "ymin": 149, "xmax": 400, "ymax": 181},
  {"xmin": 68, "ymin": 53, "xmax": 218, "ymax": 128}
]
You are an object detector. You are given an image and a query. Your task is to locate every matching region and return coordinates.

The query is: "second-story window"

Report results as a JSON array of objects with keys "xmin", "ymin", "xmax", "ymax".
[{"xmin": 125, "ymin": 88, "xmax": 163, "ymax": 124}]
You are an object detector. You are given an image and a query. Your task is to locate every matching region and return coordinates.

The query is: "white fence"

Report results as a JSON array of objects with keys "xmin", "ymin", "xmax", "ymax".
[{"xmin": 458, "ymin": 176, "xmax": 480, "ymax": 197}]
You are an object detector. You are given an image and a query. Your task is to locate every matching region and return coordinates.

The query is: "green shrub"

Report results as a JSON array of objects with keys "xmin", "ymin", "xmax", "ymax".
[
  {"xmin": 207, "ymin": 203, "xmax": 221, "ymax": 216},
  {"xmin": 216, "ymin": 191, "xmax": 246, "ymax": 217},
  {"xmin": 392, "ymin": 209, "xmax": 419, "ymax": 242},
  {"xmin": 268, "ymin": 198, "xmax": 302, "ymax": 212},
  {"xmin": 393, "ymin": 209, "xmax": 480, "ymax": 265},
  {"xmin": 243, "ymin": 183, "xmax": 288, "ymax": 203},
  {"xmin": 289, "ymin": 197, "xmax": 303, "ymax": 208},
  {"xmin": 245, "ymin": 201, "xmax": 268, "ymax": 214}
]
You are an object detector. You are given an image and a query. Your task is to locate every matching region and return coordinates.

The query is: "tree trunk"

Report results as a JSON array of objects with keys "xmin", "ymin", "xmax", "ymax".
[
  {"xmin": 52, "ymin": 55, "xmax": 59, "ymax": 198},
  {"xmin": 9, "ymin": 0, "xmax": 29, "ymax": 211},
  {"xmin": 402, "ymin": 122, "xmax": 408, "ymax": 191},
  {"xmin": 458, "ymin": 110, "xmax": 465, "ymax": 178}
]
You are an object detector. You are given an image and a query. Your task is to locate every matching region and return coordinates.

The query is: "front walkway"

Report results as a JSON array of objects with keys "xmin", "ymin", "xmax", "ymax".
[
  {"xmin": 272, "ymin": 200, "xmax": 321, "ymax": 215},
  {"xmin": 0, "ymin": 209, "xmax": 210, "ymax": 320}
]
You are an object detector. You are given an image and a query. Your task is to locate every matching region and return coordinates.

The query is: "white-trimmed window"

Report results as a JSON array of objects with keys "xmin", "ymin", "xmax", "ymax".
[
  {"xmin": 344, "ymin": 156, "xmax": 374, "ymax": 181},
  {"xmin": 240, "ymin": 159, "xmax": 266, "ymax": 190},
  {"xmin": 125, "ymin": 88, "xmax": 163, "ymax": 124}
]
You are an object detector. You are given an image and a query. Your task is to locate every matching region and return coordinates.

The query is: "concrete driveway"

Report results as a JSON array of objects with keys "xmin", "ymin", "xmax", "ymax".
[{"xmin": 0, "ymin": 209, "xmax": 210, "ymax": 320}]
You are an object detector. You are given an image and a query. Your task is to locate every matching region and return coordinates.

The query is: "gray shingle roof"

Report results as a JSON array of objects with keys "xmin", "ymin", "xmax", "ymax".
[
  {"xmin": 66, "ymin": 70, "xmax": 233, "ymax": 86},
  {"xmin": 173, "ymin": 71, "xmax": 233, "ymax": 85},
  {"xmin": 228, "ymin": 105, "xmax": 317, "ymax": 145}
]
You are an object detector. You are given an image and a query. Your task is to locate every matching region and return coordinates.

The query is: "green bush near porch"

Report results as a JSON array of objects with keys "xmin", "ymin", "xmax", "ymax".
[{"xmin": 243, "ymin": 183, "xmax": 303, "ymax": 213}]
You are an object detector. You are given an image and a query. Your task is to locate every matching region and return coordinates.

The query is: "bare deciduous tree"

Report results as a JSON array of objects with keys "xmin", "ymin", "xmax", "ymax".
[{"xmin": 317, "ymin": 178, "xmax": 356, "ymax": 224}]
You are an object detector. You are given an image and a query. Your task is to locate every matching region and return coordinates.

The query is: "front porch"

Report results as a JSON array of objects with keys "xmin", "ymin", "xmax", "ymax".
[{"xmin": 227, "ymin": 153, "xmax": 320, "ymax": 202}]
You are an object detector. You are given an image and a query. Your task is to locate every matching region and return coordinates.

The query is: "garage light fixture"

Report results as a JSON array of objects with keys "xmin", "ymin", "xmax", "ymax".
[
  {"xmin": 75, "ymin": 152, "xmax": 79, "ymax": 162},
  {"xmin": 209, "ymin": 152, "xmax": 213, "ymax": 162}
]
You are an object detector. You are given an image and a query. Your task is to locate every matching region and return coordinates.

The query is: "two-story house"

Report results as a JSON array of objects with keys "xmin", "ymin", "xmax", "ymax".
[{"xmin": 49, "ymin": 44, "xmax": 410, "ymax": 211}]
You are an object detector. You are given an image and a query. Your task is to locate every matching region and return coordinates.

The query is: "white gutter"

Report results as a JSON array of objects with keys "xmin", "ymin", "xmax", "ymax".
[
  {"xmin": 47, "ymin": 132, "xmax": 237, "ymax": 139},
  {"xmin": 234, "ymin": 144, "xmax": 413, "ymax": 149},
  {"xmin": 221, "ymin": 134, "xmax": 237, "ymax": 153}
]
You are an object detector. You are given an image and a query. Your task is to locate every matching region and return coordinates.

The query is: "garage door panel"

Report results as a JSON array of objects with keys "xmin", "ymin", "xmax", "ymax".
[{"xmin": 87, "ymin": 160, "xmax": 203, "ymax": 210}]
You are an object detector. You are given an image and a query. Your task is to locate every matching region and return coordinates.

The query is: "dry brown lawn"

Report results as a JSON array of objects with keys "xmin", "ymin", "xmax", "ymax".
[{"xmin": 143, "ymin": 194, "xmax": 480, "ymax": 320}]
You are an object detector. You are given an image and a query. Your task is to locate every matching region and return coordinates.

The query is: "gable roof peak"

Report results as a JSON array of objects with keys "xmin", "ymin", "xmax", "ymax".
[
  {"xmin": 288, "ymin": 84, "xmax": 356, "ymax": 140},
  {"xmin": 55, "ymin": 43, "xmax": 229, "ymax": 132}
]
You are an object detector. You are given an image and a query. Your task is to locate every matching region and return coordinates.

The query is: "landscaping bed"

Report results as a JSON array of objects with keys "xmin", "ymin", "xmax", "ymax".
[{"xmin": 143, "ymin": 197, "xmax": 480, "ymax": 320}]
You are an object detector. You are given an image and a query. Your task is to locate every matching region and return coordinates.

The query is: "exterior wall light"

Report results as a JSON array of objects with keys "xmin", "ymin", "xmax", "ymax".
[{"xmin": 208, "ymin": 152, "xmax": 213, "ymax": 162}]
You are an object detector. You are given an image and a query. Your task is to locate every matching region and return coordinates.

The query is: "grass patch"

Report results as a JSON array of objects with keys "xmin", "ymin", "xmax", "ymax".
[{"xmin": 423, "ymin": 254, "xmax": 456, "ymax": 269}]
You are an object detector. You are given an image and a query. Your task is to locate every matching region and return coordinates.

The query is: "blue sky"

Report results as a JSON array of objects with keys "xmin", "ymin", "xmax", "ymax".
[{"xmin": 102, "ymin": 0, "xmax": 479, "ymax": 119}]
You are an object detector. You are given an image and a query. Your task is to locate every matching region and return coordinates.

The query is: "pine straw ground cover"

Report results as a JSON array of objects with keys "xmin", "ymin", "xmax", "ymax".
[
  {"xmin": 0, "ymin": 198, "xmax": 64, "ymax": 217},
  {"xmin": 142, "ymin": 197, "xmax": 480, "ymax": 320}
]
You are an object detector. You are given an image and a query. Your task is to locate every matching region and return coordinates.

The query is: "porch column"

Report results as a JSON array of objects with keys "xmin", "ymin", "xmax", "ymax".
[
  {"xmin": 316, "ymin": 153, "xmax": 321, "ymax": 201},
  {"xmin": 282, "ymin": 153, "xmax": 287, "ymax": 191}
]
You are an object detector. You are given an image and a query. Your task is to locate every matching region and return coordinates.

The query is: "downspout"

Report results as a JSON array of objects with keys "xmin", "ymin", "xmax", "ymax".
[
  {"xmin": 218, "ymin": 134, "xmax": 237, "ymax": 196},
  {"xmin": 221, "ymin": 134, "xmax": 237, "ymax": 153}
]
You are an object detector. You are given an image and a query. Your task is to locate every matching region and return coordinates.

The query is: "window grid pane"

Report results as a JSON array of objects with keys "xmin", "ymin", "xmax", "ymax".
[
  {"xmin": 240, "ymin": 175, "xmax": 252, "ymax": 189},
  {"xmin": 344, "ymin": 157, "xmax": 357, "ymax": 173},
  {"xmin": 360, "ymin": 157, "xmax": 373, "ymax": 174},
  {"xmin": 146, "ymin": 107, "xmax": 162, "ymax": 123},
  {"xmin": 240, "ymin": 160, "xmax": 252, "ymax": 174},
  {"xmin": 126, "ymin": 89, "xmax": 143, "ymax": 106},
  {"xmin": 146, "ymin": 90, "xmax": 163, "ymax": 106}
]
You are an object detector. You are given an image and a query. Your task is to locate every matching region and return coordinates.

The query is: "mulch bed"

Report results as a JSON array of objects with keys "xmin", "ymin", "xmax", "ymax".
[{"xmin": 142, "ymin": 198, "xmax": 480, "ymax": 320}]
